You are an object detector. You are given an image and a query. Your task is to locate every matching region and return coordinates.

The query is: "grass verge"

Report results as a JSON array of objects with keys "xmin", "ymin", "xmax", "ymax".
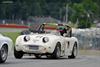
[
  {"xmin": 79, "ymin": 49, "xmax": 100, "ymax": 56},
  {"xmin": 1, "ymin": 32, "xmax": 20, "ymax": 43}
]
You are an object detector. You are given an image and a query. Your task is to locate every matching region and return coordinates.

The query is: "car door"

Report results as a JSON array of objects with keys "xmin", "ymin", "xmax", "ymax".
[{"xmin": 64, "ymin": 37, "xmax": 73, "ymax": 55}]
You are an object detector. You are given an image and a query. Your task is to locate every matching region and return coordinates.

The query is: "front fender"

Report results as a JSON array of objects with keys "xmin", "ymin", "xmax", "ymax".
[
  {"xmin": 47, "ymin": 38, "xmax": 62, "ymax": 53},
  {"xmin": 0, "ymin": 37, "xmax": 13, "ymax": 54},
  {"xmin": 15, "ymin": 35, "xmax": 24, "ymax": 46}
]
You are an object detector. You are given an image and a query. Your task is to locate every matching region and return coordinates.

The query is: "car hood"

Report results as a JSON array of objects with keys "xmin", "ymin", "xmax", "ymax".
[
  {"xmin": 17, "ymin": 33, "xmax": 60, "ymax": 44},
  {"xmin": 23, "ymin": 33, "xmax": 57, "ymax": 39}
]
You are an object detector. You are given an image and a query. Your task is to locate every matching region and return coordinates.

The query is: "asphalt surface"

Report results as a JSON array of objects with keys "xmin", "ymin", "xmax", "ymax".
[{"xmin": 0, "ymin": 53, "xmax": 100, "ymax": 67}]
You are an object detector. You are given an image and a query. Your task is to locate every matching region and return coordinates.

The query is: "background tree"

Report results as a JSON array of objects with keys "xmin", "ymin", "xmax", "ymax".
[{"xmin": 0, "ymin": 0, "xmax": 99, "ymax": 28}]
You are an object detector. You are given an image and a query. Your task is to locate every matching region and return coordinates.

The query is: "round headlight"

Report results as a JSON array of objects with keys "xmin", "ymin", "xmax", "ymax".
[
  {"xmin": 43, "ymin": 37, "xmax": 49, "ymax": 43},
  {"xmin": 24, "ymin": 36, "xmax": 30, "ymax": 42}
]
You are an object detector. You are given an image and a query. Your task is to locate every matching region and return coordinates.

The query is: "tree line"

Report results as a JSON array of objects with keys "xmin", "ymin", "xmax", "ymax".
[{"xmin": 0, "ymin": 0, "xmax": 100, "ymax": 28}]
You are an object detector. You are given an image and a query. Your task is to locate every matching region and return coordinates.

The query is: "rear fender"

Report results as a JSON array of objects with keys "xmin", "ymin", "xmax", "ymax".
[{"xmin": 69, "ymin": 37, "xmax": 78, "ymax": 52}]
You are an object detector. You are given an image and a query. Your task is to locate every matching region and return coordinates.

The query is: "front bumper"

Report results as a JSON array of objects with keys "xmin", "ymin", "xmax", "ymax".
[{"xmin": 15, "ymin": 44, "xmax": 51, "ymax": 54}]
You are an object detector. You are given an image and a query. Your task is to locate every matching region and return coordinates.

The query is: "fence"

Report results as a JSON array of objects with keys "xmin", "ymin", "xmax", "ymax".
[{"xmin": 73, "ymin": 28, "xmax": 100, "ymax": 50}]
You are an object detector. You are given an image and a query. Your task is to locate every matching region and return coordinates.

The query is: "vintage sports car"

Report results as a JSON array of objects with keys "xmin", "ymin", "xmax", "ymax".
[
  {"xmin": 0, "ymin": 34, "xmax": 13, "ymax": 63},
  {"xmin": 14, "ymin": 23, "xmax": 79, "ymax": 59}
]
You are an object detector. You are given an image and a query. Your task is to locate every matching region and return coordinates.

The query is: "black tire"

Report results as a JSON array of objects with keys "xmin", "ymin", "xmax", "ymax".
[
  {"xmin": 68, "ymin": 43, "xmax": 77, "ymax": 59},
  {"xmin": 14, "ymin": 47, "xmax": 24, "ymax": 59},
  {"xmin": 51, "ymin": 43, "xmax": 61, "ymax": 59},
  {"xmin": 34, "ymin": 54, "xmax": 41, "ymax": 59},
  {"xmin": 0, "ymin": 45, "xmax": 8, "ymax": 63},
  {"xmin": 46, "ymin": 55, "xmax": 51, "ymax": 59}
]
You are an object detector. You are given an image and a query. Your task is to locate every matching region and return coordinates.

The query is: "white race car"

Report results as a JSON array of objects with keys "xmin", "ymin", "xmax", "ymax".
[
  {"xmin": 14, "ymin": 23, "xmax": 79, "ymax": 59},
  {"xmin": 0, "ymin": 34, "xmax": 13, "ymax": 63}
]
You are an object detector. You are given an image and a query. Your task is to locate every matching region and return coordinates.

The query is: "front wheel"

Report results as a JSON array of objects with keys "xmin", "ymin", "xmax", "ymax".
[
  {"xmin": 0, "ymin": 45, "xmax": 8, "ymax": 63},
  {"xmin": 14, "ymin": 47, "xmax": 24, "ymax": 59},
  {"xmin": 52, "ymin": 43, "xmax": 61, "ymax": 59},
  {"xmin": 68, "ymin": 43, "xmax": 77, "ymax": 59}
]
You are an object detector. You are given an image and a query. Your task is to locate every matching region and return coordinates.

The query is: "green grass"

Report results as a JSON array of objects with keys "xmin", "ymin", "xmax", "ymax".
[
  {"xmin": 1, "ymin": 32, "xmax": 20, "ymax": 43},
  {"xmin": 91, "ymin": 24, "xmax": 96, "ymax": 28},
  {"xmin": 79, "ymin": 49, "xmax": 100, "ymax": 56}
]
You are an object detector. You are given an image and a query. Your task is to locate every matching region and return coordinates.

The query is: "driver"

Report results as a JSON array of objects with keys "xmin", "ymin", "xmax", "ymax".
[
  {"xmin": 58, "ymin": 26, "xmax": 72, "ymax": 37},
  {"xmin": 58, "ymin": 26, "xmax": 67, "ymax": 36}
]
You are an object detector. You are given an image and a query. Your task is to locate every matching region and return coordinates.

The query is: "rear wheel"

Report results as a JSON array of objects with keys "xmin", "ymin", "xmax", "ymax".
[
  {"xmin": 68, "ymin": 43, "xmax": 77, "ymax": 59},
  {"xmin": 0, "ymin": 45, "xmax": 8, "ymax": 63},
  {"xmin": 14, "ymin": 47, "xmax": 24, "ymax": 59},
  {"xmin": 51, "ymin": 43, "xmax": 61, "ymax": 59}
]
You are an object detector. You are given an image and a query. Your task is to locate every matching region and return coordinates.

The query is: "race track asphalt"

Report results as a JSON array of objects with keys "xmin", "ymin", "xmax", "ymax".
[{"xmin": 0, "ymin": 52, "xmax": 100, "ymax": 67}]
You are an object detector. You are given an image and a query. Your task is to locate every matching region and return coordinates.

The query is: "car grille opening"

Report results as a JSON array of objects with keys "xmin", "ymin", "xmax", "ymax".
[{"xmin": 28, "ymin": 45, "xmax": 39, "ymax": 50}]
